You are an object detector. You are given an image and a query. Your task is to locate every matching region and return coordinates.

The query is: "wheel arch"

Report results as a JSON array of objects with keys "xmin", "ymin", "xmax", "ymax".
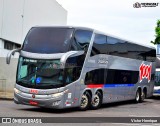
[
  {"xmin": 79, "ymin": 89, "xmax": 92, "ymax": 104},
  {"xmin": 136, "ymin": 86, "xmax": 142, "ymax": 94},
  {"xmin": 92, "ymin": 88, "xmax": 103, "ymax": 100},
  {"xmin": 143, "ymin": 86, "xmax": 147, "ymax": 98}
]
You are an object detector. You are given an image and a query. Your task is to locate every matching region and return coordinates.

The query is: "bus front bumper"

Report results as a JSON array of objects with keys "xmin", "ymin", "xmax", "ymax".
[{"xmin": 14, "ymin": 92, "xmax": 64, "ymax": 109}]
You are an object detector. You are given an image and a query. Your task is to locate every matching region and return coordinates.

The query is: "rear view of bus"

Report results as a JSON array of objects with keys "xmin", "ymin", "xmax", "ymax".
[{"xmin": 7, "ymin": 26, "xmax": 156, "ymax": 110}]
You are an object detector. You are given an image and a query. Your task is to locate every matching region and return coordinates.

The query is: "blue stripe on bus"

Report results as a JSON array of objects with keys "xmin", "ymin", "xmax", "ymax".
[
  {"xmin": 154, "ymin": 90, "xmax": 160, "ymax": 94},
  {"xmin": 104, "ymin": 84, "xmax": 134, "ymax": 88}
]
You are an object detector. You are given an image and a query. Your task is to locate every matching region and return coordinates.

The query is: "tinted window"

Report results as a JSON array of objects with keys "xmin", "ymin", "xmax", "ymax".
[
  {"xmin": 91, "ymin": 34, "xmax": 156, "ymax": 62},
  {"xmin": 16, "ymin": 57, "xmax": 65, "ymax": 89},
  {"xmin": 85, "ymin": 68, "xmax": 139, "ymax": 85},
  {"xmin": 94, "ymin": 34, "xmax": 106, "ymax": 44},
  {"xmin": 22, "ymin": 27, "xmax": 74, "ymax": 54},
  {"xmin": 85, "ymin": 69, "xmax": 105, "ymax": 85},
  {"xmin": 70, "ymin": 30, "xmax": 93, "ymax": 52},
  {"xmin": 155, "ymin": 71, "xmax": 160, "ymax": 86},
  {"xmin": 65, "ymin": 55, "xmax": 85, "ymax": 84},
  {"xmin": 106, "ymin": 69, "xmax": 139, "ymax": 84},
  {"xmin": 107, "ymin": 36, "xmax": 121, "ymax": 44},
  {"xmin": 91, "ymin": 34, "xmax": 106, "ymax": 56}
]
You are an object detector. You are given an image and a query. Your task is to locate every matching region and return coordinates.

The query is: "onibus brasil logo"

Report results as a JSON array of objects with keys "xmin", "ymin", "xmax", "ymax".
[
  {"xmin": 139, "ymin": 63, "xmax": 152, "ymax": 83},
  {"xmin": 133, "ymin": 2, "xmax": 159, "ymax": 8}
]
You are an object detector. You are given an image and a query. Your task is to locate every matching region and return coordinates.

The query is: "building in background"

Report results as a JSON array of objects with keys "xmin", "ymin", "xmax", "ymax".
[
  {"xmin": 0, "ymin": 0, "xmax": 67, "ymax": 98},
  {"xmin": 0, "ymin": 0, "xmax": 67, "ymax": 56}
]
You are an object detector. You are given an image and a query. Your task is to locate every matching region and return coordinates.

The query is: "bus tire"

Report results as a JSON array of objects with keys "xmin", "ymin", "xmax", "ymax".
[
  {"xmin": 135, "ymin": 89, "xmax": 141, "ymax": 103},
  {"xmin": 79, "ymin": 91, "xmax": 91, "ymax": 111},
  {"xmin": 91, "ymin": 91, "xmax": 102, "ymax": 110},
  {"xmin": 140, "ymin": 89, "xmax": 146, "ymax": 102}
]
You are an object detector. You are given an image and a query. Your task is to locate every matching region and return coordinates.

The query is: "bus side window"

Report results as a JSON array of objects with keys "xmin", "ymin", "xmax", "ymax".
[
  {"xmin": 70, "ymin": 30, "xmax": 92, "ymax": 51},
  {"xmin": 85, "ymin": 69, "xmax": 105, "ymax": 85},
  {"xmin": 91, "ymin": 34, "xmax": 107, "ymax": 56},
  {"xmin": 85, "ymin": 72, "xmax": 93, "ymax": 85},
  {"xmin": 105, "ymin": 69, "xmax": 139, "ymax": 84}
]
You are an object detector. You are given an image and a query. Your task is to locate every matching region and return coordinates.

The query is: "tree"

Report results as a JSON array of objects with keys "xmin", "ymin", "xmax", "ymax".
[{"xmin": 151, "ymin": 20, "xmax": 160, "ymax": 45}]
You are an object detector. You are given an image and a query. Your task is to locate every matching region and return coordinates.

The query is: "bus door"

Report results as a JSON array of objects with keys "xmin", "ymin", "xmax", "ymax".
[{"xmin": 62, "ymin": 55, "xmax": 84, "ymax": 108}]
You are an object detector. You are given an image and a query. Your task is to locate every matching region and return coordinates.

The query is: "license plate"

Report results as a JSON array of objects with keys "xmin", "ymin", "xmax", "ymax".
[{"xmin": 29, "ymin": 100, "xmax": 38, "ymax": 106}]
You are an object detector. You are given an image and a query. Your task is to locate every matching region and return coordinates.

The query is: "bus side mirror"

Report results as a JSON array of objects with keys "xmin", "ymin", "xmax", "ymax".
[
  {"xmin": 6, "ymin": 48, "xmax": 21, "ymax": 64},
  {"xmin": 60, "ymin": 51, "xmax": 84, "ymax": 68}
]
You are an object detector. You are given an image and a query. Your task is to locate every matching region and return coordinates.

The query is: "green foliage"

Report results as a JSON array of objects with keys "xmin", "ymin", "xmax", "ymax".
[{"xmin": 151, "ymin": 20, "xmax": 160, "ymax": 45}]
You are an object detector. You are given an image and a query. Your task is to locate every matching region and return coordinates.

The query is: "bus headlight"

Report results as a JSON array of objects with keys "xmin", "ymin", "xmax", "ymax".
[
  {"xmin": 51, "ymin": 92, "xmax": 64, "ymax": 98},
  {"xmin": 51, "ymin": 89, "xmax": 68, "ymax": 98},
  {"xmin": 14, "ymin": 88, "xmax": 21, "ymax": 94}
]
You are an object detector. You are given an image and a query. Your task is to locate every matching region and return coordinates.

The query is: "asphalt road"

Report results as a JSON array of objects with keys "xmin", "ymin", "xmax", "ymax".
[{"xmin": 1, "ymin": 96, "xmax": 160, "ymax": 126}]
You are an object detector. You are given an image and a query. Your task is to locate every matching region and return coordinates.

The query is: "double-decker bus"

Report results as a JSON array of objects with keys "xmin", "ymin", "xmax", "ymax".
[{"xmin": 7, "ymin": 26, "xmax": 156, "ymax": 110}]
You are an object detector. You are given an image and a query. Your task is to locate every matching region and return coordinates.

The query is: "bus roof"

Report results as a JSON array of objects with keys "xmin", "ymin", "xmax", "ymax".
[{"xmin": 32, "ymin": 26, "xmax": 155, "ymax": 50}]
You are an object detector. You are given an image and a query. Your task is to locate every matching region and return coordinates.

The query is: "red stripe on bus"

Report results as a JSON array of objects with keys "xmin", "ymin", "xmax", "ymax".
[{"xmin": 87, "ymin": 84, "xmax": 104, "ymax": 88}]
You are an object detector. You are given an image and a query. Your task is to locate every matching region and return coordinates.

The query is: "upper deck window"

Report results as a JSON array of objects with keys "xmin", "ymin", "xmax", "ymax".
[
  {"xmin": 22, "ymin": 27, "xmax": 74, "ymax": 54},
  {"xmin": 90, "ymin": 33, "xmax": 156, "ymax": 62},
  {"xmin": 70, "ymin": 30, "xmax": 93, "ymax": 51}
]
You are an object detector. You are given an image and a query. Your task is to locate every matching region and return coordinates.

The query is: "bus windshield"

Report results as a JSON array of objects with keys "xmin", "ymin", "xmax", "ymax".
[
  {"xmin": 16, "ymin": 56, "xmax": 82, "ymax": 89},
  {"xmin": 155, "ymin": 71, "xmax": 160, "ymax": 86},
  {"xmin": 17, "ymin": 57, "xmax": 66, "ymax": 89},
  {"xmin": 22, "ymin": 27, "xmax": 74, "ymax": 54}
]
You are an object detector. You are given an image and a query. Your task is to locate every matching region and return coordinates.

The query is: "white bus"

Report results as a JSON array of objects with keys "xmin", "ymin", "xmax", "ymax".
[
  {"xmin": 7, "ymin": 26, "xmax": 156, "ymax": 110},
  {"xmin": 154, "ymin": 68, "xmax": 160, "ymax": 95}
]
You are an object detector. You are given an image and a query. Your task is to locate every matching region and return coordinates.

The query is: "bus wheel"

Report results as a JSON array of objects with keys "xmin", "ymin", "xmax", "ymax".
[
  {"xmin": 135, "ymin": 89, "xmax": 140, "ymax": 103},
  {"xmin": 140, "ymin": 90, "xmax": 146, "ymax": 102},
  {"xmin": 79, "ymin": 92, "xmax": 91, "ymax": 111},
  {"xmin": 91, "ymin": 91, "xmax": 102, "ymax": 109}
]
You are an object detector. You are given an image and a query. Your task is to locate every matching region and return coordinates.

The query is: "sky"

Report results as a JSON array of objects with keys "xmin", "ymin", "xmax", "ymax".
[{"xmin": 56, "ymin": 0, "xmax": 160, "ymax": 47}]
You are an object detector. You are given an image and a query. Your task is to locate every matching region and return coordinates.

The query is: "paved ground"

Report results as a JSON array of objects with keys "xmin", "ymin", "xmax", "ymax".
[{"xmin": 1, "ymin": 96, "xmax": 160, "ymax": 126}]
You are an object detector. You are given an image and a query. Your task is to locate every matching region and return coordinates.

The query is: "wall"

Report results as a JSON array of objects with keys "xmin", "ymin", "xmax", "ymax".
[
  {"xmin": 0, "ymin": 0, "xmax": 67, "ymax": 44},
  {"xmin": 23, "ymin": 0, "xmax": 67, "ymax": 41},
  {"xmin": 0, "ymin": 0, "xmax": 3, "ymax": 38},
  {"xmin": 0, "ymin": 57, "xmax": 18, "ymax": 98},
  {"xmin": 0, "ymin": 39, "xmax": 4, "ymax": 49},
  {"xmin": 1, "ymin": 0, "xmax": 24, "ymax": 44}
]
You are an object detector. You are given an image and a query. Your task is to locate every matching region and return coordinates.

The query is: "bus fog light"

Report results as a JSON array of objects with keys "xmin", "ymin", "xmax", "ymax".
[{"xmin": 52, "ymin": 100, "xmax": 61, "ymax": 106}]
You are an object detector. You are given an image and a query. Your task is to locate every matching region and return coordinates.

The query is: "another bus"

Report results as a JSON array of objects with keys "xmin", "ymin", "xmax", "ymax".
[
  {"xmin": 7, "ymin": 26, "xmax": 156, "ymax": 110},
  {"xmin": 154, "ymin": 68, "xmax": 160, "ymax": 95}
]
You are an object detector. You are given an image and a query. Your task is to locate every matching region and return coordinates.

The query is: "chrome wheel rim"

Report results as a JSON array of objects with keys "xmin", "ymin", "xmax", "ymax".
[
  {"xmin": 80, "ymin": 94, "xmax": 88, "ymax": 109},
  {"xmin": 136, "ymin": 92, "xmax": 139, "ymax": 101},
  {"xmin": 92, "ymin": 94, "xmax": 100, "ymax": 107}
]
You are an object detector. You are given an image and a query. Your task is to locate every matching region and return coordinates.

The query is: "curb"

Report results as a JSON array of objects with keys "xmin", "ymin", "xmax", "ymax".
[{"xmin": 0, "ymin": 98, "xmax": 13, "ymax": 100}]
